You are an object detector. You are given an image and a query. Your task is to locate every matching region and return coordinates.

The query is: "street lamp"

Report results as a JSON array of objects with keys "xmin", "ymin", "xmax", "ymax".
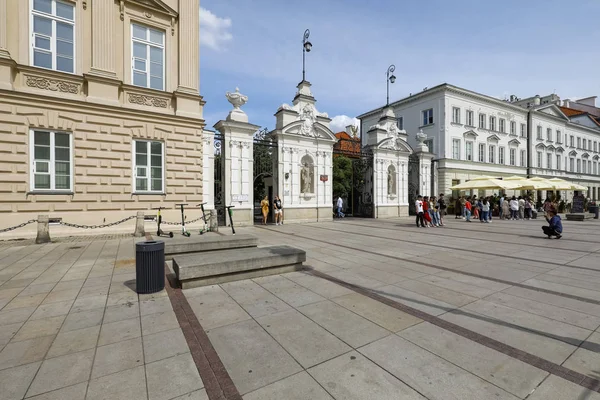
[
  {"xmin": 302, "ymin": 29, "xmax": 312, "ymax": 82},
  {"xmin": 386, "ymin": 64, "xmax": 396, "ymax": 106}
]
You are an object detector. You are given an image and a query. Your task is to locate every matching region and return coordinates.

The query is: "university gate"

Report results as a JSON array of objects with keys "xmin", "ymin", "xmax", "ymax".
[{"xmin": 253, "ymin": 128, "xmax": 277, "ymax": 224}]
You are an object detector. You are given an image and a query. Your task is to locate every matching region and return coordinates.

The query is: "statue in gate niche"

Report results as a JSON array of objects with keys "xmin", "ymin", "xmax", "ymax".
[
  {"xmin": 301, "ymin": 162, "xmax": 312, "ymax": 193},
  {"xmin": 387, "ymin": 165, "xmax": 396, "ymax": 195}
]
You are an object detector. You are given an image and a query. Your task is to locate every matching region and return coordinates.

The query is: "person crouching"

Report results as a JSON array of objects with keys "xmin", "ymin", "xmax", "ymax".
[{"xmin": 542, "ymin": 208, "xmax": 562, "ymax": 239}]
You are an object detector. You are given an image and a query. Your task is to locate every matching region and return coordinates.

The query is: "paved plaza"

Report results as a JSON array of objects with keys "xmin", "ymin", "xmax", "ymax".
[{"xmin": 1, "ymin": 216, "xmax": 600, "ymax": 399}]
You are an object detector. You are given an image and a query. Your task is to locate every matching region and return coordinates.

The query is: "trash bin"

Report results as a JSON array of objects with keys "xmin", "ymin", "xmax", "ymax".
[
  {"xmin": 135, "ymin": 240, "xmax": 165, "ymax": 294},
  {"xmin": 590, "ymin": 206, "xmax": 599, "ymax": 219}
]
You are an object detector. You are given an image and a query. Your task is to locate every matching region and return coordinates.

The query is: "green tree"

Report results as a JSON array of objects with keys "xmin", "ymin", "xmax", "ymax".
[{"xmin": 333, "ymin": 156, "xmax": 353, "ymax": 198}]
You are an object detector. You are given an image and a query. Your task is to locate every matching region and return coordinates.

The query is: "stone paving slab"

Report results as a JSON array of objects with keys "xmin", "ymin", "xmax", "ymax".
[{"xmin": 1, "ymin": 217, "xmax": 600, "ymax": 399}]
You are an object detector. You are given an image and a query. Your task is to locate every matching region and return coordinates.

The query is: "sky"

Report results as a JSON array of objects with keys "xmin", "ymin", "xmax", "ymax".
[{"xmin": 199, "ymin": 0, "xmax": 600, "ymax": 134}]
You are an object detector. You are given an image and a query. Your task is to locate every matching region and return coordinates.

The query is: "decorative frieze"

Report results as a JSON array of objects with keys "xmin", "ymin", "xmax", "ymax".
[
  {"xmin": 25, "ymin": 75, "xmax": 80, "ymax": 94},
  {"xmin": 229, "ymin": 140, "xmax": 251, "ymax": 149},
  {"xmin": 128, "ymin": 93, "xmax": 168, "ymax": 108}
]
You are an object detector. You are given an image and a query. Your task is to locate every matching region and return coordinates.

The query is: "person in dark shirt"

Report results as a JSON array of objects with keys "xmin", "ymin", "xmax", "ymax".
[
  {"xmin": 542, "ymin": 208, "xmax": 563, "ymax": 239},
  {"xmin": 273, "ymin": 196, "xmax": 283, "ymax": 226}
]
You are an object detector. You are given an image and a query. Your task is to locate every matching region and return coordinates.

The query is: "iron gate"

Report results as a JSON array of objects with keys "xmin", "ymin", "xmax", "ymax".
[
  {"xmin": 333, "ymin": 139, "xmax": 374, "ymax": 218},
  {"xmin": 253, "ymin": 129, "xmax": 277, "ymax": 224},
  {"xmin": 214, "ymin": 132, "xmax": 226, "ymax": 226}
]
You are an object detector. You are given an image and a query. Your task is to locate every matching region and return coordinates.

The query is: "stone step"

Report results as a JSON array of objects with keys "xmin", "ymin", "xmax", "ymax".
[
  {"xmin": 173, "ymin": 245, "xmax": 306, "ymax": 289},
  {"xmin": 163, "ymin": 234, "xmax": 258, "ymax": 259}
]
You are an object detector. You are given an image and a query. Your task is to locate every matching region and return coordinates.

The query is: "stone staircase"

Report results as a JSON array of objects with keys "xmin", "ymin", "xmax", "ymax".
[{"xmin": 164, "ymin": 234, "xmax": 306, "ymax": 289}]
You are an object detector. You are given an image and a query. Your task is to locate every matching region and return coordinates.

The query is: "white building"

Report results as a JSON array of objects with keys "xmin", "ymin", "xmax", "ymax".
[{"xmin": 357, "ymin": 84, "xmax": 600, "ymax": 201}]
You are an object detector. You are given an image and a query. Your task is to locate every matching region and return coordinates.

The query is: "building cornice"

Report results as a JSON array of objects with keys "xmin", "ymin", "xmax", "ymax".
[
  {"xmin": 0, "ymin": 89, "xmax": 206, "ymax": 128},
  {"xmin": 358, "ymin": 84, "xmax": 529, "ymax": 121}
]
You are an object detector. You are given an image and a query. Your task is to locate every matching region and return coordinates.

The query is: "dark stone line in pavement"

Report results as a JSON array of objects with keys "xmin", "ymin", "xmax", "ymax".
[
  {"xmin": 307, "ymin": 269, "xmax": 600, "ymax": 394},
  {"xmin": 257, "ymin": 226, "xmax": 600, "ymax": 307}
]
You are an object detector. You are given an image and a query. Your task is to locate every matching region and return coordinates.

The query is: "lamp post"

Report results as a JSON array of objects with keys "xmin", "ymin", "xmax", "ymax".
[
  {"xmin": 302, "ymin": 29, "xmax": 312, "ymax": 82},
  {"xmin": 386, "ymin": 64, "xmax": 396, "ymax": 106}
]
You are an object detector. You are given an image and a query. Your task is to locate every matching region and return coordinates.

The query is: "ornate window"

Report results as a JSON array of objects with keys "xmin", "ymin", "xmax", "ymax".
[
  {"xmin": 510, "ymin": 121, "xmax": 516, "ymax": 135},
  {"xmin": 489, "ymin": 116, "xmax": 496, "ymax": 131},
  {"xmin": 31, "ymin": 0, "xmax": 75, "ymax": 73},
  {"xmin": 478, "ymin": 143, "xmax": 485, "ymax": 162},
  {"xmin": 465, "ymin": 141, "xmax": 473, "ymax": 161},
  {"xmin": 466, "ymin": 110, "xmax": 474, "ymax": 126},
  {"xmin": 133, "ymin": 140, "xmax": 164, "ymax": 193},
  {"xmin": 452, "ymin": 139, "xmax": 460, "ymax": 159},
  {"xmin": 499, "ymin": 118, "xmax": 505, "ymax": 133},
  {"xmin": 452, "ymin": 107, "xmax": 461, "ymax": 124},
  {"xmin": 479, "ymin": 114, "xmax": 486, "ymax": 129},
  {"xmin": 509, "ymin": 148, "xmax": 515, "ymax": 166},
  {"xmin": 499, "ymin": 147, "xmax": 505, "ymax": 164},
  {"xmin": 132, "ymin": 23, "xmax": 165, "ymax": 90},
  {"xmin": 30, "ymin": 130, "xmax": 72, "ymax": 191}
]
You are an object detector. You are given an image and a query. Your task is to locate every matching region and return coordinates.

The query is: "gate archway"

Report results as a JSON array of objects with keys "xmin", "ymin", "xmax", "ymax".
[{"xmin": 253, "ymin": 129, "xmax": 277, "ymax": 224}]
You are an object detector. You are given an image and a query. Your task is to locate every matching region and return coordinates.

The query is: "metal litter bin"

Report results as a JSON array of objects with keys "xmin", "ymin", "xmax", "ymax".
[
  {"xmin": 590, "ymin": 206, "xmax": 599, "ymax": 219},
  {"xmin": 135, "ymin": 240, "xmax": 165, "ymax": 294}
]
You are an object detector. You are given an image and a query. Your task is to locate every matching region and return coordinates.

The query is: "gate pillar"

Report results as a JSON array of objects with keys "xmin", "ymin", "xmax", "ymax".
[
  {"xmin": 270, "ymin": 80, "xmax": 337, "ymax": 223},
  {"xmin": 202, "ymin": 129, "xmax": 215, "ymax": 212},
  {"xmin": 213, "ymin": 88, "xmax": 260, "ymax": 226},
  {"xmin": 412, "ymin": 130, "xmax": 435, "ymax": 198}
]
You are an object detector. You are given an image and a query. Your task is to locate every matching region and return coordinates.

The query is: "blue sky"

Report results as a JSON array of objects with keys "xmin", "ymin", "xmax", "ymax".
[{"xmin": 199, "ymin": 0, "xmax": 600, "ymax": 133}]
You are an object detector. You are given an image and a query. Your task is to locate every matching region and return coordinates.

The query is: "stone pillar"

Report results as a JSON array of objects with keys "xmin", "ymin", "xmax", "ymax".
[
  {"xmin": 213, "ymin": 88, "xmax": 260, "ymax": 226},
  {"xmin": 178, "ymin": 0, "xmax": 199, "ymax": 94},
  {"xmin": 86, "ymin": 0, "xmax": 119, "ymax": 104},
  {"xmin": 134, "ymin": 211, "xmax": 145, "ymax": 237},
  {"xmin": 90, "ymin": 0, "xmax": 116, "ymax": 77},
  {"xmin": 0, "ymin": 0, "xmax": 12, "ymax": 91},
  {"xmin": 35, "ymin": 215, "xmax": 50, "ymax": 244},
  {"xmin": 413, "ymin": 130, "xmax": 434, "ymax": 198},
  {"xmin": 209, "ymin": 211, "xmax": 218, "ymax": 232},
  {"xmin": 202, "ymin": 130, "xmax": 215, "ymax": 212},
  {"xmin": 0, "ymin": 0, "xmax": 8, "ymax": 59}
]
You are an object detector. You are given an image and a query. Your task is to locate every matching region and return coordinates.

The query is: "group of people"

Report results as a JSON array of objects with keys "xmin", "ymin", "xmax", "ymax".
[
  {"xmin": 260, "ymin": 195, "xmax": 283, "ymax": 225},
  {"xmin": 414, "ymin": 194, "xmax": 447, "ymax": 228}
]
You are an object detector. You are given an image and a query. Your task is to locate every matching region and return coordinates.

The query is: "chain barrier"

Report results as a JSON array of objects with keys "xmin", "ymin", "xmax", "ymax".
[
  {"xmin": 161, "ymin": 216, "xmax": 204, "ymax": 226},
  {"xmin": 0, "ymin": 219, "xmax": 38, "ymax": 234},
  {"xmin": 58, "ymin": 215, "xmax": 136, "ymax": 229}
]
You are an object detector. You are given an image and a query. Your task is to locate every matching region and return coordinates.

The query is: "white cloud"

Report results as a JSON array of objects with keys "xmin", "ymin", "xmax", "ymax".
[
  {"xmin": 199, "ymin": 7, "xmax": 232, "ymax": 51},
  {"xmin": 330, "ymin": 115, "xmax": 359, "ymax": 134}
]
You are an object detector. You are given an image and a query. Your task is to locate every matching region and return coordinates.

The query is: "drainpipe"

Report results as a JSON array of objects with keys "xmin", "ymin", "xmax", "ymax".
[{"xmin": 526, "ymin": 109, "xmax": 532, "ymax": 178}]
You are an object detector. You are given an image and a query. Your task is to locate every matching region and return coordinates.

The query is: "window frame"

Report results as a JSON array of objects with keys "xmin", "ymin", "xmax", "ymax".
[
  {"xmin": 452, "ymin": 138, "xmax": 461, "ymax": 160},
  {"xmin": 556, "ymin": 154, "xmax": 561, "ymax": 170},
  {"xmin": 577, "ymin": 159, "xmax": 581, "ymax": 173},
  {"xmin": 509, "ymin": 148, "xmax": 516, "ymax": 166},
  {"xmin": 489, "ymin": 116, "xmax": 496, "ymax": 131},
  {"xmin": 546, "ymin": 128, "xmax": 552, "ymax": 141},
  {"xmin": 131, "ymin": 23, "xmax": 166, "ymax": 91},
  {"xmin": 488, "ymin": 145, "xmax": 495, "ymax": 164},
  {"xmin": 537, "ymin": 152, "xmax": 542, "ymax": 168},
  {"xmin": 536, "ymin": 126, "xmax": 542, "ymax": 140},
  {"xmin": 510, "ymin": 121, "xmax": 516, "ymax": 135},
  {"xmin": 421, "ymin": 109, "xmax": 434, "ymax": 126},
  {"xmin": 29, "ymin": 0, "xmax": 76, "ymax": 74},
  {"xmin": 520, "ymin": 150, "xmax": 526, "ymax": 167},
  {"xmin": 478, "ymin": 143, "xmax": 485, "ymax": 162},
  {"xmin": 465, "ymin": 140, "xmax": 473, "ymax": 161},
  {"xmin": 556, "ymin": 130, "xmax": 562, "ymax": 144},
  {"xmin": 466, "ymin": 110, "xmax": 474, "ymax": 126},
  {"xmin": 29, "ymin": 129, "xmax": 74, "ymax": 192},
  {"xmin": 546, "ymin": 153, "xmax": 552, "ymax": 169},
  {"xmin": 131, "ymin": 139, "xmax": 166, "ymax": 194},
  {"xmin": 452, "ymin": 107, "xmax": 460, "ymax": 124},
  {"xmin": 520, "ymin": 123, "xmax": 526, "ymax": 138},
  {"xmin": 396, "ymin": 116, "xmax": 403, "ymax": 130},
  {"xmin": 479, "ymin": 113, "xmax": 486, "ymax": 129},
  {"xmin": 499, "ymin": 146, "xmax": 505, "ymax": 164}
]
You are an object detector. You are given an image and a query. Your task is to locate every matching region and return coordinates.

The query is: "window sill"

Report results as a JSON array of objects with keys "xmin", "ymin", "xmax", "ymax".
[
  {"xmin": 419, "ymin": 123, "xmax": 435, "ymax": 129},
  {"xmin": 132, "ymin": 192, "xmax": 166, "ymax": 196},
  {"xmin": 451, "ymin": 122, "xmax": 462, "ymax": 126},
  {"xmin": 465, "ymin": 125, "xmax": 476, "ymax": 129},
  {"xmin": 27, "ymin": 191, "xmax": 74, "ymax": 196}
]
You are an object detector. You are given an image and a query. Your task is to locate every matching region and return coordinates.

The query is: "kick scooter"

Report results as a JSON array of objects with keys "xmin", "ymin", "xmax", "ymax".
[
  {"xmin": 175, "ymin": 203, "xmax": 191, "ymax": 237},
  {"xmin": 196, "ymin": 202, "xmax": 211, "ymax": 235},
  {"xmin": 225, "ymin": 205, "xmax": 236, "ymax": 235},
  {"xmin": 154, "ymin": 207, "xmax": 173, "ymax": 238}
]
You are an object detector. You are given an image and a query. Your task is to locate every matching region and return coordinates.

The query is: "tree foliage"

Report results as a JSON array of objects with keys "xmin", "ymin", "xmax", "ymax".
[{"xmin": 333, "ymin": 155, "xmax": 353, "ymax": 198}]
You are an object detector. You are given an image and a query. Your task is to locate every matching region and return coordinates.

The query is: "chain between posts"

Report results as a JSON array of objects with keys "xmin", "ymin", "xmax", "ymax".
[
  {"xmin": 161, "ymin": 216, "xmax": 204, "ymax": 225},
  {"xmin": 0, "ymin": 219, "xmax": 38, "ymax": 234},
  {"xmin": 58, "ymin": 215, "xmax": 136, "ymax": 229}
]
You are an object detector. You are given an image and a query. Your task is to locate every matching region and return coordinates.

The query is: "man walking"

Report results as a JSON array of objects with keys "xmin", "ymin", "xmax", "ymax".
[
  {"xmin": 415, "ymin": 195, "xmax": 425, "ymax": 227},
  {"xmin": 336, "ymin": 196, "xmax": 345, "ymax": 218},
  {"xmin": 438, "ymin": 193, "xmax": 446, "ymax": 226}
]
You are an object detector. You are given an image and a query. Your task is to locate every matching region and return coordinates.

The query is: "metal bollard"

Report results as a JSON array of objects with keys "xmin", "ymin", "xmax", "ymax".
[
  {"xmin": 134, "ymin": 211, "xmax": 145, "ymax": 237},
  {"xmin": 35, "ymin": 215, "xmax": 51, "ymax": 244}
]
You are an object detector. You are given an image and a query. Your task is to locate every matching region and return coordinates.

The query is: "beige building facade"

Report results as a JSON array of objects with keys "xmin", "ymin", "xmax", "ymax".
[{"xmin": 0, "ymin": 0, "xmax": 205, "ymax": 238}]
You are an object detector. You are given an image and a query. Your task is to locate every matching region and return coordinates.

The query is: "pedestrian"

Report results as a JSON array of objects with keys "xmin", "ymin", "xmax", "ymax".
[
  {"xmin": 336, "ymin": 196, "xmax": 345, "ymax": 218},
  {"xmin": 477, "ymin": 198, "xmax": 484, "ymax": 222},
  {"xmin": 415, "ymin": 195, "xmax": 425, "ymax": 227},
  {"xmin": 438, "ymin": 193, "xmax": 446, "ymax": 226},
  {"xmin": 454, "ymin": 197, "xmax": 462, "ymax": 219},
  {"xmin": 423, "ymin": 196, "xmax": 433, "ymax": 227},
  {"xmin": 465, "ymin": 197, "xmax": 472, "ymax": 222},
  {"xmin": 499, "ymin": 194, "xmax": 505, "ymax": 219},
  {"xmin": 261, "ymin": 196, "xmax": 269, "ymax": 225},
  {"xmin": 273, "ymin": 195, "xmax": 283, "ymax": 225},
  {"xmin": 509, "ymin": 196, "xmax": 519, "ymax": 220},
  {"xmin": 518, "ymin": 196, "xmax": 525, "ymax": 220},
  {"xmin": 482, "ymin": 198, "xmax": 490, "ymax": 223},
  {"xmin": 431, "ymin": 196, "xmax": 440, "ymax": 227},
  {"xmin": 524, "ymin": 197, "xmax": 532, "ymax": 220},
  {"xmin": 542, "ymin": 208, "xmax": 562, "ymax": 239}
]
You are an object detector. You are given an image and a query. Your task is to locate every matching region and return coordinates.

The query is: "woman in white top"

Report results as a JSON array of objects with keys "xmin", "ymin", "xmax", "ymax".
[
  {"xmin": 482, "ymin": 198, "xmax": 490, "ymax": 223},
  {"xmin": 509, "ymin": 196, "xmax": 519, "ymax": 220}
]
